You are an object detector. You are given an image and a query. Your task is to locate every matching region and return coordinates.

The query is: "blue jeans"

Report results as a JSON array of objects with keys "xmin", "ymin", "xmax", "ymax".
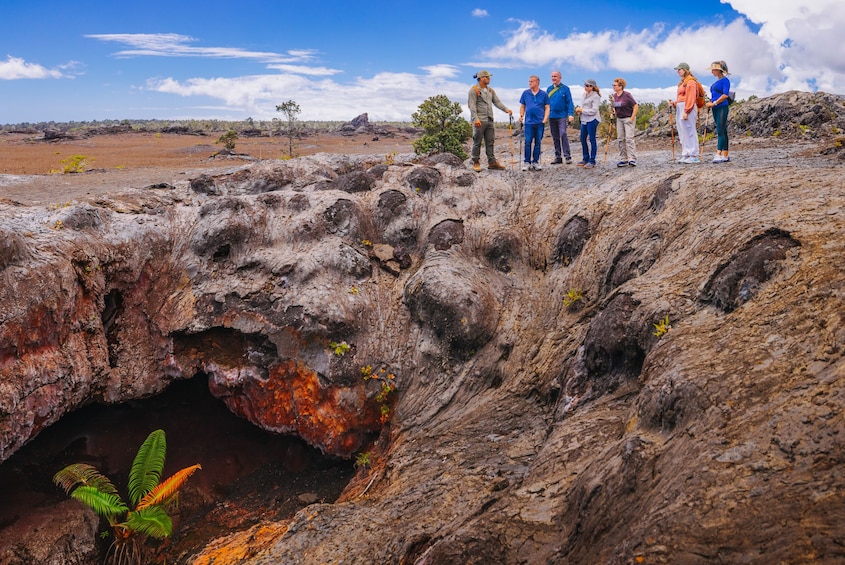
[
  {"xmin": 580, "ymin": 120, "xmax": 598, "ymax": 164},
  {"xmin": 524, "ymin": 123, "xmax": 544, "ymax": 164}
]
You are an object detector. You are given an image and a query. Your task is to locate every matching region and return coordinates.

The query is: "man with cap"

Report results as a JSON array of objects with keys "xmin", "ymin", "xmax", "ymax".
[{"xmin": 468, "ymin": 70, "xmax": 513, "ymax": 171}]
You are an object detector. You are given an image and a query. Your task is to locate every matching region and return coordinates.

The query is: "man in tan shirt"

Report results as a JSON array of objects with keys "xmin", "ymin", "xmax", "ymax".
[{"xmin": 468, "ymin": 70, "xmax": 512, "ymax": 171}]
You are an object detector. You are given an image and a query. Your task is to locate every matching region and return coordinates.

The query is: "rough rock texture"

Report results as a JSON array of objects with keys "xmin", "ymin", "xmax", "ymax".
[
  {"xmin": 0, "ymin": 500, "xmax": 99, "ymax": 564},
  {"xmin": 1, "ymin": 131, "xmax": 844, "ymax": 564}
]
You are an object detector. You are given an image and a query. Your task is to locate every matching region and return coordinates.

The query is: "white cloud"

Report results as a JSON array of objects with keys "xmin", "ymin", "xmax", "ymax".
[
  {"xmin": 266, "ymin": 64, "xmax": 343, "ymax": 76},
  {"xmin": 86, "ymin": 33, "xmax": 314, "ymax": 64},
  {"xmin": 472, "ymin": 9, "xmax": 488, "ymax": 18},
  {"xmin": 147, "ymin": 66, "xmax": 490, "ymax": 122},
  {"xmin": 0, "ymin": 55, "xmax": 65, "ymax": 79},
  {"xmin": 480, "ymin": 3, "xmax": 845, "ymax": 98}
]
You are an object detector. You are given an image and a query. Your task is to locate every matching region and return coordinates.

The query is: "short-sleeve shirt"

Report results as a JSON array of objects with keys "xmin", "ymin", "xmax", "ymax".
[{"xmin": 519, "ymin": 89, "xmax": 550, "ymax": 125}]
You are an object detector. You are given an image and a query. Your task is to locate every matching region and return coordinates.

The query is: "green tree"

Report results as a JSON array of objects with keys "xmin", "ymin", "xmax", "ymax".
[
  {"xmin": 276, "ymin": 99, "xmax": 301, "ymax": 158},
  {"xmin": 636, "ymin": 102, "xmax": 656, "ymax": 130},
  {"xmin": 216, "ymin": 129, "xmax": 238, "ymax": 152},
  {"xmin": 53, "ymin": 429, "xmax": 201, "ymax": 565},
  {"xmin": 411, "ymin": 94, "xmax": 472, "ymax": 160}
]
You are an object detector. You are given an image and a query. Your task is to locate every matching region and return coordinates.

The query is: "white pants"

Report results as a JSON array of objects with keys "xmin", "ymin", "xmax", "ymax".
[{"xmin": 676, "ymin": 102, "xmax": 699, "ymax": 158}]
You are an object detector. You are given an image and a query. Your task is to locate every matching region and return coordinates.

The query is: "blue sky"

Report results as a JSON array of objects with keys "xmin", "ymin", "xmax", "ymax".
[{"xmin": 2, "ymin": 0, "xmax": 843, "ymax": 124}]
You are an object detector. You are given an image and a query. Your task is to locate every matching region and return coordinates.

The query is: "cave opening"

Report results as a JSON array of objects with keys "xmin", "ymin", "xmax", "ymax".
[{"xmin": 0, "ymin": 373, "xmax": 355, "ymax": 562}]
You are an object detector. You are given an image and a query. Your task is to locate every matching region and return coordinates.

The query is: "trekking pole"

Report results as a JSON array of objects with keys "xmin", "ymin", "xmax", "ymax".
[
  {"xmin": 669, "ymin": 104, "xmax": 676, "ymax": 161},
  {"xmin": 603, "ymin": 114, "xmax": 614, "ymax": 164},
  {"xmin": 508, "ymin": 115, "xmax": 515, "ymax": 170},
  {"xmin": 700, "ymin": 107, "xmax": 711, "ymax": 149}
]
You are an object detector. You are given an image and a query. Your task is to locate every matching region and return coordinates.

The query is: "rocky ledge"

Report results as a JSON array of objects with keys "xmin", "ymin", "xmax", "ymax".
[{"xmin": 1, "ymin": 105, "xmax": 844, "ymax": 563}]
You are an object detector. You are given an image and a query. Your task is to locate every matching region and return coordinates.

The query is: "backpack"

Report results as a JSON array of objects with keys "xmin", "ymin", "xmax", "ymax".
[
  {"xmin": 728, "ymin": 91, "xmax": 736, "ymax": 105},
  {"xmin": 695, "ymin": 80, "xmax": 706, "ymax": 109}
]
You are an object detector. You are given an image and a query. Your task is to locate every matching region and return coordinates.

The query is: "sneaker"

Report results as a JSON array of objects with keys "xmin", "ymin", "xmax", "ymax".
[
  {"xmin": 628, "ymin": 161, "xmax": 636, "ymax": 167},
  {"xmin": 565, "ymin": 157, "xmax": 573, "ymax": 164},
  {"xmin": 551, "ymin": 158, "xmax": 563, "ymax": 165},
  {"xmin": 577, "ymin": 160, "xmax": 586, "ymax": 167},
  {"xmin": 521, "ymin": 163, "xmax": 530, "ymax": 171},
  {"xmin": 472, "ymin": 161, "xmax": 481, "ymax": 172},
  {"xmin": 617, "ymin": 160, "xmax": 628, "ymax": 167},
  {"xmin": 488, "ymin": 161, "xmax": 506, "ymax": 170},
  {"xmin": 533, "ymin": 163, "xmax": 543, "ymax": 171},
  {"xmin": 584, "ymin": 162, "xmax": 595, "ymax": 169},
  {"xmin": 686, "ymin": 157, "xmax": 701, "ymax": 164},
  {"xmin": 721, "ymin": 157, "xmax": 731, "ymax": 163}
]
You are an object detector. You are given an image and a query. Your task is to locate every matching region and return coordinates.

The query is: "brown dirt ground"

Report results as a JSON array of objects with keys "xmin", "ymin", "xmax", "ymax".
[{"xmin": 0, "ymin": 130, "xmax": 418, "ymax": 205}]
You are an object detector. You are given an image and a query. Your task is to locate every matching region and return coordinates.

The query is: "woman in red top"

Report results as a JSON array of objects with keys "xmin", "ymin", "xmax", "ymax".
[{"xmin": 669, "ymin": 63, "xmax": 700, "ymax": 164}]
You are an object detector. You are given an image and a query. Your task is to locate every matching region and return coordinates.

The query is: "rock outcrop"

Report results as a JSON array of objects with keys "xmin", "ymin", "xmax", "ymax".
[{"xmin": 1, "ymin": 131, "xmax": 844, "ymax": 563}]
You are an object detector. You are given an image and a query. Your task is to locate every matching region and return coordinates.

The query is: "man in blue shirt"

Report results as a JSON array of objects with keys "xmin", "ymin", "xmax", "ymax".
[
  {"xmin": 547, "ymin": 71, "xmax": 575, "ymax": 164},
  {"xmin": 519, "ymin": 75, "xmax": 550, "ymax": 171}
]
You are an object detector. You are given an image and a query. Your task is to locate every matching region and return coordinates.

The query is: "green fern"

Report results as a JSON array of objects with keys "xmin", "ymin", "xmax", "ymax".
[
  {"xmin": 53, "ymin": 429, "xmax": 200, "ymax": 565},
  {"xmin": 128, "ymin": 429, "xmax": 166, "ymax": 506}
]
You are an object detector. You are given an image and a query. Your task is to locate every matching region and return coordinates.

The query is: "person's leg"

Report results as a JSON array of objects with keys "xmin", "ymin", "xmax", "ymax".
[
  {"xmin": 580, "ymin": 124, "xmax": 588, "ymax": 163},
  {"xmin": 549, "ymin": 118, "xmax": 562, "ymax": 159},
  {"xmin": 560, "ymin": 121, "xmax": 572, "ymax": 160},
  {"xmin": 624, "ymin": 118, "xmax": 637, "ymax": 163},
  {"xmin": 483, "ymin": 120, "xmax": 496, "ymax": 163},
  {"xmin": 532, "ymin": 123, "xmax": 544, "ymax": 164},
  {"xmin": 714, "ymin": 105, "xmax": 729, "ymax": 156},
  {"xmin": 616, "ymin": 117, "xmax": 627, "ymax": 162},
  {"xmin": 471, "ymin": 122, "xmax": 483, "ymax": 163},
  {"xmin": 677, "ymin": 104, "xmax": 699, "ymax": 159},
  {"xmin": 588, "ymin": 121, "xmax": 599, "ymax": 163},
  {"xmin": 676, "ymin": 104, "xmax": 687, "ymax": 158},
  {"xmin": 524, "ymin": 124, "xmax": 535, "ymax": 164}
]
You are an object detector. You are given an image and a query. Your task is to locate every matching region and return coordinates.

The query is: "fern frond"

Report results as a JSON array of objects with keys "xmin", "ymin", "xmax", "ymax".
[
  {"xmin": 53, "ymin": 463, "xmax": 119, "ymax": 496},
  {"xmin": 70, "ymin": 485, "xmax": 128, "ymax": 522},
  {"xmin": 128, "ymin": 429, "xmax": 166, "ymax": 506},
  {"xmin": 136, "ymin": 464, "xmax": 201, "ymax": 510},
  {"xmin": 125, "ymin": 506, "xmax": 173, "ymax": 540}
]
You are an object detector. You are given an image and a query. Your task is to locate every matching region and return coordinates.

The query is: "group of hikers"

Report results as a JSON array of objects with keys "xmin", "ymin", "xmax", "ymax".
[{"xmin": 466, "ymin": 61, "xmax": 732, "ymax": 171}]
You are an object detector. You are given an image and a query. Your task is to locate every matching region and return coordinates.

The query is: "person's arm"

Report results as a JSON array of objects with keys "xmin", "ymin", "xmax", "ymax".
[
  {"xmin": 492, "ymin": 89, "xmax": 512, "ymax": 115},
  {"xmin": 630, "ymin": 101, "xmax": 639, "ymax": 122},
  {"xmin": 468, "ymin": 88, "xmax": 480, "ymax": 125},
  {"xmin": 682, "ymin": 80, "xmax": 696, "ymax": 117},
  {"xmin": 520, "ymin": 103, "xmax": 526, "ymax": 123},
  {"xmin": 543, "ymin": 104, "xmax": 550, "ymax": 124}
]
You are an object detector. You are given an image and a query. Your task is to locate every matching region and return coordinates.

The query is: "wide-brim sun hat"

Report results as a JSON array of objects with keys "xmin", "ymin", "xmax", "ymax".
[
  {"xmin": 709, "ymin": 62, "xmax": 730, "ymax": 75},
  {"xmin": 584, "ymin": 79, "xmax": 597, "ymax": 88},
  {"xmin": 674, "ymin": 62, "xmax": 690, "ymax": 71},
  {"xmin": 476, "ymin": 70, "xmax": 492, "ymax": 78}
]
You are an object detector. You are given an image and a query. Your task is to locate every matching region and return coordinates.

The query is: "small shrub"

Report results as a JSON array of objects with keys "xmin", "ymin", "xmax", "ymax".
[
  {"xmin": 653, "ymin": 315, "xmax": 672, "ymax": 338},
  {"xmin": 60, "ymin": 154, "xmax": 89, "ymax": 173},
  {"xmin": 355, "ymin": 452, "xmax": 371, "ymax": 469},
  {"xmin": 563, "ymin": 288, "xmax": 583, "ymax": 309},
  {"xmin": 362, "ymin": 365, "xmax": 397, "ymax": 425},
  {"xmin": 329, "ymin": 341, "xmax": 350, "ymax": 356},
  {"xmin": 216, "ymin": 130, "xmax": 238, "ymax": 151}
]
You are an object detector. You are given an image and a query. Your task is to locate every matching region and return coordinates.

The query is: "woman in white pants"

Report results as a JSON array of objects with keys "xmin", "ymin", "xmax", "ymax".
[{"xmin": 669, "ymin": 62, "xmax": 701, "ymax": 163}]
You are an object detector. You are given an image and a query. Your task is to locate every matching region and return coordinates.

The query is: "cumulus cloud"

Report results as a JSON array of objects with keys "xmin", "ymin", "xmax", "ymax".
[
  {"xmin": 472, "ymin": 9, "xmax": 488, "ymax": 18},
  {"xmin": 480, "ymin": 2, "xmax": 845, "ymax": 98},
  {"xmin": 147, "ymin": 64, "xmax": 505, "ymax": 122},
  {"xmin": 0, "ymin": 55, "xmax": 66, "ymax": 79}
]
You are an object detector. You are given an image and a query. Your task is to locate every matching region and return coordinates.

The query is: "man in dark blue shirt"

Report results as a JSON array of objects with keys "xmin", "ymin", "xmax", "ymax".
[{"xmin": 519, "ymin": 75, "xmax": 550, "ymax": 171}]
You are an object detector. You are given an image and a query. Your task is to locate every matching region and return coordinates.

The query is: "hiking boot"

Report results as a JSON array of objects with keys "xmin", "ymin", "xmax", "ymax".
[
  {"xmin": 551, "ymin": 157, "xmax": 563, "ymax": 165},
  {"xmin": 576, "ymin": 160, "xmax": 586, "ymax": 167},
  {"xmin": 472, "ymin": 161, "xmax": 481, "ymax": 172},
  {"xmin": 584, "ymin": 162, "xmax": 595, "ymax": 169},
  {"xmin": 565, "ymin": 157, "xmax": 572, "ymax": 164},
  {"xmin": 617, "ymin": 160, "xmax": 628, "ymax": 167},
  {"xmin": 488, "ymin": 161, "xmax": 506, "ymax": 170}
]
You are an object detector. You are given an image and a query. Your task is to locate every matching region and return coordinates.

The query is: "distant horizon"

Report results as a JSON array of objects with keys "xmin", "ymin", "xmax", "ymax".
[{"xmin": 2, "ymin": 1, "xmax": 843, "ymax": 124}]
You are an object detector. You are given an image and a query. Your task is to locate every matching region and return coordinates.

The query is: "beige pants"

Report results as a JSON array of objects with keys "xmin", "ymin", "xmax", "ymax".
[{"xmin": 616, "ymin": 117, "xmax": 637, "ymax": 162}]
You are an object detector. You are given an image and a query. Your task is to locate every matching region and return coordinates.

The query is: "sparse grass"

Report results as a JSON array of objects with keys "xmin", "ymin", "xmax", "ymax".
[
  {"xmin": 59, "ymin": 154, "xmax": 89, "ymax": 173},
  {"xmin": 563, "ymin": 288, "xmax": 584, "ymax": 309}
]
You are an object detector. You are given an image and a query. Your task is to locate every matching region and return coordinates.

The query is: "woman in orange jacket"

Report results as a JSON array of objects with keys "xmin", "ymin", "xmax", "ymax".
[{"xmin": 669, "ymin": 63, "xmax": 701, "ymax": 163}]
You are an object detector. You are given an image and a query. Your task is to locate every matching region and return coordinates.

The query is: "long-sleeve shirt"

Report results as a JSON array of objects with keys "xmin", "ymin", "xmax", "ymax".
[
  {"xmin": 580, "ymin": 91, "xmax": 602, "ymax": 123},
  {"xmin": 676, "ymin": 77, "xmax": 699, "ymax": 114},
  {"xmin": 468, "ymin": 85, "xmax": 509, "ymax": 122},
  {"xmin": 547, "ymin": 83, "xmax": 575, "ymax": 119}
]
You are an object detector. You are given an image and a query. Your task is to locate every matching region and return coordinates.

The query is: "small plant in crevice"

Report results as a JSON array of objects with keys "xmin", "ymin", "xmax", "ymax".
[
  {"xmin": 384, "ymin": 152, "xmax": 397, "ymax": 166},
  {"xmin": 563, "ymin": 288, "xmax": 584, "ymax": 309},
  {"xmin": 52, "ymin": 429, "xmax": 201, "ymax": 565},
  {"xmin": 329, "ymin": 340, "xmax": 351, "ymax": 356},
  {"xmin": 362, "ymin": 365, "xmax": 397, "ymax": 425},
  {"xmin": 354, "ymin": 452, "xmax": 371, "ymax": 469},
  {"xmin": 653, "ymin": 315, "xmax": 672, "ymax": 338},
  {"xmin": 60, "ymin": 154, "xmax": 90, "ymax": 174}
]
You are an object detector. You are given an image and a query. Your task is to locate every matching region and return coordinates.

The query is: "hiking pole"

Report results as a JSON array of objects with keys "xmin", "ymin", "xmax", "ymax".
[
  {"xmin": 700, "ymin": 107, "xmax": 711, "ymax": 150},
  {"xmin": 603, "ymin": 114, "xmax": 614, "ymax": 164},
  {"xmin": 669, "ymin": 105, "xmax": 676, "ymax": 162},
  {"xmin": 508, "ymin": 115, "xmax": 515, "ymax": 170}
]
